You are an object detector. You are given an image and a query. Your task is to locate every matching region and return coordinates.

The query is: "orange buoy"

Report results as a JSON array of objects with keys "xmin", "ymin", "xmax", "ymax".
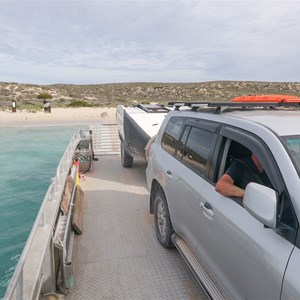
[{"xmin": 231, "ymin": 94, "xmax": 300, "ymax": 103}]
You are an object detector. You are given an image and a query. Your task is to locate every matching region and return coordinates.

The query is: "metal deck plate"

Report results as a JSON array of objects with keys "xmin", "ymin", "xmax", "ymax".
[{"xmin": 66, "ymin": 156, "xmax": 208, "ymax": 300}]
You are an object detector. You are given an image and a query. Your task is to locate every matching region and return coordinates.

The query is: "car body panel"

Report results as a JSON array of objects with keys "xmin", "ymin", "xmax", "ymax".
[
  {"xmin": 146, "ymin": 105, "xmax": 300, "ymax": 299},
  {"xmin": 281, "ymin": 247, "xmax": 300, "ymax": 298},
  {"xmin": 147, "ymin": 141, "xmax": 206, "ymax": 250},
  {"xmin": 152, "ymin": 109, "xmax": 300, "ymax": 221},
  {"xmin": 197, "ymin": 181, "xmax": 294, "ymax": 299}
]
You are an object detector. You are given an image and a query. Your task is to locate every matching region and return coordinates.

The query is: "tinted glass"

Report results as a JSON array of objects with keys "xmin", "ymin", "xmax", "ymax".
[
  {"xmin": 282, "ymin": 135, "xmax": 300, "ymax": 176},
  {"xmin": 162, "ymin": 117, "xmax": 186, "ymax": 155},
  {"xmin": 175, "ymin": 126, "xmax": 191, "ymax": 159},
  {"xmin": 182, "ymin": 127, "xmax": 216, "ymax": 175}
]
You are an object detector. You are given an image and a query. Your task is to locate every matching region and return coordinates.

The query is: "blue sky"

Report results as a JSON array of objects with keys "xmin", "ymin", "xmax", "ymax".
[{"xmin": 0, "ymin": 0, "xmax": 299, "ymax": 84}]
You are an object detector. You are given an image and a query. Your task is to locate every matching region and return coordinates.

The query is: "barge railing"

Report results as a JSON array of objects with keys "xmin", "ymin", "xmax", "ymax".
[{"xmin": 4, "ymin": 129, "xmax": 88, "ymax": 300}]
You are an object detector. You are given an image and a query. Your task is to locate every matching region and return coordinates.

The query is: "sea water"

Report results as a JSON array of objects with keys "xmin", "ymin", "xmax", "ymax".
[{"xmin": 0, "ymin": 126, "xmax": 85, "ymax": 299}]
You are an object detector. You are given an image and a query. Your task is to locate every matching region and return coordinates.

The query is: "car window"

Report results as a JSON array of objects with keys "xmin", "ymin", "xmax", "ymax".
[
  {"xmin": 161, "ymin": 116, "xmax": 187, "ymax": 155},
  {"xmin": 217, "ymin": 136, "xmax": 298, "ymax": 244},
  {"xmin": 174, "ymin": 125, "xmax": 191, "ymax": 159},
  {"xmin": 182, "ymin": 127, "xmax": 217, "ymax": 176},
  {"xmin": 281, "ymin": 135, "xmax": 300, "ymax": 177}
]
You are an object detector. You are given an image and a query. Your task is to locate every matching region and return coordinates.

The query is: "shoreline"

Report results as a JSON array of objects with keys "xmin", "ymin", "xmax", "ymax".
[{"xmin": 0, "ymin": 107, "xmax": 117, "ymax": 127}]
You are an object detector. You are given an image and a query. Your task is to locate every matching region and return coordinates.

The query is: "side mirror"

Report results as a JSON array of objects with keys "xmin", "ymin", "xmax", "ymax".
[{"xmin": 243, "ymin": 182, "xmax": 278, "ymax": 229}]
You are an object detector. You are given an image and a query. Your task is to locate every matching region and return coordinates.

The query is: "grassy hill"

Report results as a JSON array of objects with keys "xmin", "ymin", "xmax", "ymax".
[{"xmin": 1, "ymin": 81, "xmax": 300, "ymax": 111}]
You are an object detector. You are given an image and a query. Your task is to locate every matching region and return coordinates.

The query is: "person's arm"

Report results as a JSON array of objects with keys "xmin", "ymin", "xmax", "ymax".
[{"xmin": 215, "ymin": 174, "xmax": 245, "ymax": 198}]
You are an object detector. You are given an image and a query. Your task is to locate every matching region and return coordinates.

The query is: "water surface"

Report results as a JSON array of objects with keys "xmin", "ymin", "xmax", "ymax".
[{"xmin": 0, "ymin": 126, "xmax": 84, "ymax": 298}]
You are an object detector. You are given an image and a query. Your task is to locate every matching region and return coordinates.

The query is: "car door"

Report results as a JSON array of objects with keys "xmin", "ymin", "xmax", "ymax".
[
  {"xmin": 163, "ymin": 119, "xmax": 220, "ymax": 251},
  {"xmin": 195, "ymin": 130, "xmax": 297, "ymax": 299},
  {"xmin": 198, "ymin": 184, "xmax": 294, "ymax": 299}
]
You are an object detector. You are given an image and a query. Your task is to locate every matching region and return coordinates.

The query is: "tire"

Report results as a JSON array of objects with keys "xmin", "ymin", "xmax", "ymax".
[
  {"xmin": 121, "ymin": 140, "xmax": 133, "ymax": 168},
  {"xmin": 154, "ymin": 190, "xmax": 174, "ymax": 248}
]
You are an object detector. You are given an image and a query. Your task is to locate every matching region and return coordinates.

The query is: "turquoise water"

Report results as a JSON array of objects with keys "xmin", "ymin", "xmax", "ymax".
[{"xmin": 0, "ymin": 126, "xmax": 84, "ymax": 299}]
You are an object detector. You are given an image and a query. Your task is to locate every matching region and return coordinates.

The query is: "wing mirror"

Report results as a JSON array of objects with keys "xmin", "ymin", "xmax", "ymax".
[{"xmin": 243, "ymin": 182, "xmax": 278, "ymax": 229}]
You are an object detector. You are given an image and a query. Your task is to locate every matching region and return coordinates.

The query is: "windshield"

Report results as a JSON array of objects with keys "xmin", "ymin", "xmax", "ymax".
[{"xmin": 282, "ymin": 135, "xmax": 300, "ymax": 175}]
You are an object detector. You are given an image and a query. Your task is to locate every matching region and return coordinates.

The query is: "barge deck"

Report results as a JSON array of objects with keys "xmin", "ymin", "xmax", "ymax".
[
  {"xmin": 67, "ymin": 127, "xmax": 208, "ymax": 299},
  {"xmin": 4, "ymin": 123, "xmax": 209, "ymax": 299}
]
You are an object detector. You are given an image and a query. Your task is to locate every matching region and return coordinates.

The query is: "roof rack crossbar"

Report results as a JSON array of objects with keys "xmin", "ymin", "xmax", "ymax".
[
  {"xmin": 135, "ymin": 104, "xmax": 170, "ymax": 113},
  {"xmin": 168, "ymin": 101, "xmax": 212, "ymax": 111},
  {"xmin": 168, "ymin": 101, "xmax": 300, "ymax": 113}
]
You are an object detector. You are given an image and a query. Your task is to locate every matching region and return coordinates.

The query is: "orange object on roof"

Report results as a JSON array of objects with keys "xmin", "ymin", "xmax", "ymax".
[{"xmin": 231, "ymin": 94, "xmax": 300, "ymax": 103}]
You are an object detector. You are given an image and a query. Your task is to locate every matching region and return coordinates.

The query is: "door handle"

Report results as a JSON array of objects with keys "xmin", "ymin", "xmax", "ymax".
[
  {"xmin": 200, "ymin": 201, "xmax": 214, "ymax": 220},
  {"xmin": 166, "ymin": 170, "xmax": 173, "ymax": 179}
]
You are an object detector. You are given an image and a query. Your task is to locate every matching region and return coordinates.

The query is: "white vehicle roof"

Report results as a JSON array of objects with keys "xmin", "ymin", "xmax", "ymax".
[
  {"xmin": 223, "ymin": 110, "xmax": 300, "ymax": 136},
  {"xmin": 169, "ymin": 102, "xmax": 300, "ymax": 137},
  {"xmin": 123, "ymin": 105, "xmax": 169, "ymax": 137}
]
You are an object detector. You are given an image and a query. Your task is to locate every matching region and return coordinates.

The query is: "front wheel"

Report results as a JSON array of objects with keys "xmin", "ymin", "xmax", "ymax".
[
  {"xmin": 154, "ymin": 190, "xmax": 174, "ymax": 248},
  {"xmin": 121, "ymin": 140, "xmax": 133, "ymax": 168}
]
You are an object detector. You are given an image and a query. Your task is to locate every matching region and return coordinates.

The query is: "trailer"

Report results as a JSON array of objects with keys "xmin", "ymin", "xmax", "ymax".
[{"xmin": 116, "ymin": 104, "xmax": 171, "ymax": 167}]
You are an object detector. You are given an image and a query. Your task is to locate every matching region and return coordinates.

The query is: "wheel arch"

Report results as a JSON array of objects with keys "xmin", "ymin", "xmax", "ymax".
[{"xmin": 150, "ymin": 179, "xmax": 164, "ymax": 214}]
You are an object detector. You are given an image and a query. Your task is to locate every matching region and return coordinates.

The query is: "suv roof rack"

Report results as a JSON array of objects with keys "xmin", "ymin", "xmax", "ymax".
[
  {"xmin": 168, "ymin": 102, "xmax": 211, "ymax": 111},
  {"xmin": 168, "ymin": 101, "xmax": 300, "ymax": 113},
  {"xmin": 135, "ymin": 104, "xmax": 170, "ymax": 113}
]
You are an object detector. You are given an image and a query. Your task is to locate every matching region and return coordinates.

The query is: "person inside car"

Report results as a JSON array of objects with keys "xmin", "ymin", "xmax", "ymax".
[{"xmin": 215, "ymin": 153, "xmax": 272, "ymax": 198}]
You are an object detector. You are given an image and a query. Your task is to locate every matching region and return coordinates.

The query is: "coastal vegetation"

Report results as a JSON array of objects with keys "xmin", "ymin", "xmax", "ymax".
[
  {"xmin": 67, "ymin": 100, "xmax": 95, "ymax": 107},
  {"xmin": 36, "ymin": 92, "xmax": 53, "ymax": 100},
  {"xmin": 0, "ymin": 81, "xmax": 300, "ymax": 111}
]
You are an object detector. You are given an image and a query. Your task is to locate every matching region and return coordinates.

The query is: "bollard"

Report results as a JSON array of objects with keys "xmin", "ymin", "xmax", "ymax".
[
  {"xmin": 11, "ymin": 100, "xmax": 16, "ymax": 112},
  {"xmin": 43, "ymin": 100, "xmax": 51, "ymax": 113}
]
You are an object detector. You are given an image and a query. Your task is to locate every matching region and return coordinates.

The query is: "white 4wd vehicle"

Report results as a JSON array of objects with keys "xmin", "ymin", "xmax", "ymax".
[{"xmin": 146, "ymin": 99, "xmax": 300, "ymax": 299}]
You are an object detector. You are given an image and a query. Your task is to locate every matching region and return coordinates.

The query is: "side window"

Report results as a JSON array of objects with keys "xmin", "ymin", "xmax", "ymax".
[
  {"xmin": 277, "ymin": 192, "xmax": 298, "ymax": 244},
  {"xmin": 222, "ymin": 140, "xmax": 252, "ymax": 178},
  {"xmin": 217, "ymin": 139, "xmax": 273, "ymax": 192},
  {"xmin": 161, "ymin": 117, "xmax": 186, "ymax": 155},
  {"xmin": 282, "ymin": 136, "xmax": 300, "ymax": 177},
  {"xmin": 216, "ymin": 133, "xmax": 298, "ymax": 243},
  {"xmin": 175, "ymin": 125, "xmax": 191, "ymax": 159},
  {"xmin": 182, "ymin": 127, "xmax": 217, "ymax": 176}
]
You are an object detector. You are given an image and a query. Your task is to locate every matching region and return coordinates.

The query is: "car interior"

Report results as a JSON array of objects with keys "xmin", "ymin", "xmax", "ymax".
[{"xmin": 217, "ymin": 139, "xmax": 252, "ymax": 181}]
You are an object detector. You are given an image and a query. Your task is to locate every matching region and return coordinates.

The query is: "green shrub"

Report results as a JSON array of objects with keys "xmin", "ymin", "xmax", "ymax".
[
  {"xmin": 67, "ymin": 100, "xmax": 94, "ymax": 107},
  {"xmin": 37, "ymin": 93, "xmax": 53, "ymax": 100}
]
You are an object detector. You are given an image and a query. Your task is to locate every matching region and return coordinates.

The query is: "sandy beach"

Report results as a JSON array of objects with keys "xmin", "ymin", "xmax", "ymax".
[{"xmin": 0, "ymin": 107, "xmax": 117, "ymax": 127}]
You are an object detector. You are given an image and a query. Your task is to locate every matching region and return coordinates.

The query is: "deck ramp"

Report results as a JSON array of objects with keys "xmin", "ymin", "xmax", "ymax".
[
  {"xmin": 66, "ymin": 156, "xmax": 208, "ymax": 300},
  {"xmin": 91, "ymin": 123, "xmax": 120, "ymax": 156}
]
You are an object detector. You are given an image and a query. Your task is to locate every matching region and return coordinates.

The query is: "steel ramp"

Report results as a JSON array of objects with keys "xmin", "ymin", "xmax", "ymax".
[
  {"xmin": 90, "ymin": 123, "xmax": 120, "ymax": 156},
  {"xmin": 66, "ymin": 156, "xmax": 209, "ymax": 300}
]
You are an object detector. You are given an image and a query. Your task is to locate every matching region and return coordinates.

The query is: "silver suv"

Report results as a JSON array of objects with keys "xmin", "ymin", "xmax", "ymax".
[{"xmin": 146, "ymin": 101, "xmax": 300, "ymax": 299}]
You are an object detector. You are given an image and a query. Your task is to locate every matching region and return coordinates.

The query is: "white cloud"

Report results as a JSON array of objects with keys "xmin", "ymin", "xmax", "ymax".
[{"xmin": 0, "ymin": 1, "xmax": 299, "ymax": 84}]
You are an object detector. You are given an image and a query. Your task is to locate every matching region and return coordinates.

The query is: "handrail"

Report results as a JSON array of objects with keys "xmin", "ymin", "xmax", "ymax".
[{"xmin": 4, "ymin": 130, "xmax": 85, "ymax": 300}]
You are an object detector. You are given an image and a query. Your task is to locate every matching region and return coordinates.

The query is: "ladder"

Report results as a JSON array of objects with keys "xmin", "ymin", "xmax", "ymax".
[{"xmin": 90, "ymin": 123, "xmax": 120, "ymax": 156}]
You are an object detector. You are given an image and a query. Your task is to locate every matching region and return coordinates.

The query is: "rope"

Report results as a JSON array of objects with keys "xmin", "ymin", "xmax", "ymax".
[
  {"xmin": 74, "ymin": 147, "xmax": 92, "ymax": 173},
  {"xmin": 74, "ymin": 148, "xmax": 91, "ymax": 163}
]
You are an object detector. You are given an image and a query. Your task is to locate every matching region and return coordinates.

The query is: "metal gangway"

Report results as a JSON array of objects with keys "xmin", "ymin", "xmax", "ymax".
[{"xmin": 90, "ymin": 123, "xmax": 120, "ymax": 156}]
